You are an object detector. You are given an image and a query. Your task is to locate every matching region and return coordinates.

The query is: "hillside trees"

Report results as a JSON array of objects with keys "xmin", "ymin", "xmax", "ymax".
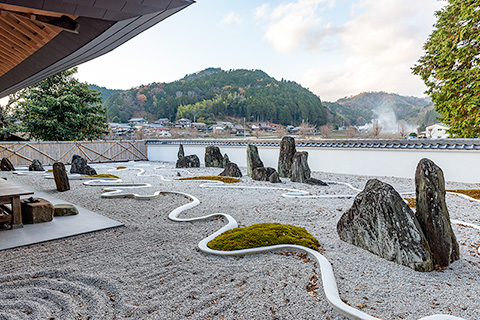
[
  {"xmin": 103, "ymin": 69, "xmax": 327, "ymax": 126},
  {"xmin": 413, "ymin": 0, "xmax": 480, "ymax": 137},
  {"xmin": 14, "ymin": 68, "xmax": 108, "ymax": 141}
]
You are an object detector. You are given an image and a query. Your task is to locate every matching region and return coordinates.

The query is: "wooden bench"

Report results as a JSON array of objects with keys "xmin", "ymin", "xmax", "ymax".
[{"xmin": 0, "ymin": 179, "xmax": 34, "ymax": 228}]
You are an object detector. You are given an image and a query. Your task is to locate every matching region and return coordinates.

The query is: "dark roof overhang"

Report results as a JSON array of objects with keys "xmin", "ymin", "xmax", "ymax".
[{"xmin": 0, "ymin": 0, "xmax": 194, "ymax": 98}]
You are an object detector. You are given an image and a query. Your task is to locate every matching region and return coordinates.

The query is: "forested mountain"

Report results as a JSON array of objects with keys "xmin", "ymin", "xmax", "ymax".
[
  {"xmin": 324, "ymin": 92, "xmax": 439, "ymax": 126},
  {"xmin": 99, "ymin": 68, "xmax": 327, "ymax": 126},
  {"xmin": 88, "ymin": 84, "xmax": 123, "ymax": 103}
]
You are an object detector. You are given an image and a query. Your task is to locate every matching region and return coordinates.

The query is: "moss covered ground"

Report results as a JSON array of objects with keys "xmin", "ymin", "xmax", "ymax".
[
  {"xmin": 208, "ymin": 223, "xmax": 320, "ymax": 251},
  {"xmin": 446, "ymin": 189, "xmax": 480, "ymax": 200},
  {"xmin": 89, "ymin": 173, "xmax": 120, "ymax": 179},
  {"xmin": 176, "ymin": 176, "xmax": 240, "ymax": 183}
]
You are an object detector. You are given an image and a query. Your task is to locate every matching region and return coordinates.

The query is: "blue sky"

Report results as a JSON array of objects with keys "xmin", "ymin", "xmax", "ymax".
[{"xmin": 76, "ymin": 0, "xmax": 444, "ymax": 102}]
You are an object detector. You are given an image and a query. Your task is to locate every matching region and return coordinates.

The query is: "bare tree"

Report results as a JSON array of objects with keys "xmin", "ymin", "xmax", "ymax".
[
  {"xmin": 426, "ymin": 126, "xmax": 434, "ymax": 138},
  {"xmin": 298, "ymin": 122, "xmax": 316, "ymax": 138},
  {"xmin": 371, "ymin": 120, "xmax": 382, "ymax": 138},
  {"xmin": 398, "ymin": 121, "xmax": 408, "ymax": 138},
  {"xmin": 321, "ymin": 124, "xmax": 331, "ymax": 138},
  {"xmin": 345, "ymin": 126, "xmax": 358, "ymax": 138},
  {"xmin": 275, "ymin": 124, "xmax": 288, "ymax": 138}
]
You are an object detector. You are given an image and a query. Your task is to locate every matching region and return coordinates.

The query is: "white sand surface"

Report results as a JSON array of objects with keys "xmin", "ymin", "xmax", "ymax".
[{"xmin": 0, "ymin": 161, "xmax": 479, "ymax": 320}]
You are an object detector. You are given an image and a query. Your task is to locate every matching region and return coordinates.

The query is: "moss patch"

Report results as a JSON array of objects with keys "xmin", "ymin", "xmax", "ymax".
[
  {"xmin": 404, "ymin": 198, "xmax": 416, "ymax": 208},
  {"xmin": 176, "ymin": 176, "xmax": 240, "ymax": 183},
  {"xmin": 116, "ymin": 166, "xmax": 127, "ymax": 170},
  {"xmin": 446, "ymin": 189, "xmax": 480, "ymax": 200},
  {"xmin": 208, "ymin": 223, "xmax": 320, "ymax": 251},
  {"xmin": 88, "ymin": 173, "xmax": 120, "ymax": 179}
]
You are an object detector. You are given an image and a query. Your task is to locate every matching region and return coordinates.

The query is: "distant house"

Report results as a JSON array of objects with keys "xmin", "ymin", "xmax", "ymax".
[
  {"xmin": 192, "ymin": 122, "xmax": 207, "ymax": 131},
  {"xmin": 426, "ymin": 123, "xmax": 450, "ymax": 139},
  {"xmin": 175, "ymin": 118, "xmax": 192, "ymax": 128},
  {"xmin": 155, "ymin": 118, "xmax": 172, "ymax": 127},
  {"xmin": 128, "ymin": 118, "xmax": 148, "ymax": 125},
  {"xmin": 258, "ymin": 123, "xmax": 274, "ymax": 132}
]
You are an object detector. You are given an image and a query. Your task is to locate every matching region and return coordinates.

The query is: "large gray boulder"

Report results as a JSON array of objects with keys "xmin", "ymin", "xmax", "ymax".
[
  {"xmin": 70, "ymin": 155, "xmax": 96, "ymax": 176},
  {"xmin": 246, "ymin": 144, "xmax": 264, "ymax": 177},
  {"xmin": 176, "ymin": 155, "xmax": 200, "ymax": 168},
  {"xmin": 222, "ymin": 153, "xmax": 230, "ymax": 168},
  {"xmin": 290, "ymin": 152, "xmax": 311, "ymax": 183},
  {"xmin": 219, "ymin": 162, "xmax": 242, "ymax": 177},
  {"xmin": 278, "ymin": 136, "xmax": 296, "ymax": 178},
  {"xmin": 205, "ymin": 146, "xmax": 224, "ymax": 168},
  {"xmin": 252, "ymin": 167, "xmax": 281, "ymax": 183},
  {"xmin": 415, "ymin": 158, "xmax": 459, "ymax": 268},
  {"xmin": 337, "ymin": 179, "xmax": 434, "ymax": 272}
]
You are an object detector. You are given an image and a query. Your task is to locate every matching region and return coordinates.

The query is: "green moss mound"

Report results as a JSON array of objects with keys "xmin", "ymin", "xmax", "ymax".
[
  {"xmin": 88, "ymin": 173, "xmax": 120, "ymax": 179},
  {"xmin": 208, "ymin": 223, "xmax": 320, "ymax": 251},
  {"xmin": 175, "ymin": 176, "xmax": 240, "ymax": 183},
  {"xmin": 447, "ymin": 189, "xmax": 480, "ymax": 200}
]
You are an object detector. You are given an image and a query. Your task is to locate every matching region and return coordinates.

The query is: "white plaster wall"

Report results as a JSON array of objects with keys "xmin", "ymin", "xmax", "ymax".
[{"xmin": 147, "ymin": 144, "xmax": 480, "ymax": 183}]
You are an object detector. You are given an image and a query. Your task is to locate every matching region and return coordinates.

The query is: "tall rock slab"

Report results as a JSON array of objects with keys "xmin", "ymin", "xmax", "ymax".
[
  {"xmin": 205, "ymin": 146, "xmax": 224, "ymax": 168},
  {"xmin": 337, "ymin": 179, "xmax": 434, "ymax": 272},
  {"xmin": 415, "ymin": 158, "xmax": 459, "ymax": 268},
  {"xmin": 290, "ymin": 152, "xmax": 311, "ymax": 183},
  {"xmin": 277, "ymin": 136, "xmax": 296, "ymax": 178},
  {"xmin": 246, "ymin": 144, "xmax": 264, "ymax": 177},
  {"xmin": 53, "ymin": 162, "xmax": 70, "ymax": 192}
]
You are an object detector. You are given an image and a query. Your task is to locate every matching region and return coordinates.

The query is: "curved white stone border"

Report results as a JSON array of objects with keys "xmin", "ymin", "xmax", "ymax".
[{"xmin": 81, "ymin": 177, "xmax": 472, "ymax": 320}]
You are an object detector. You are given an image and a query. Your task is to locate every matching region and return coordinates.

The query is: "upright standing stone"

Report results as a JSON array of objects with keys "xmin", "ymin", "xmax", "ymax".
[
  {"xmin": 205, "ymin": 146, "xmax": 224, "ymax": 168},
  {"xmin": 29, "ymin": 159, "xmax": 44, "ymax": 171},
  {"xmin": 222, "ymin": 154, "xmax": 230, "ymax": 168},
  {"xmin": 337, "ymin": 179, "xmax": 434, "ymax": 272},
  {"xmin": 278, "ymin": 136, "xmax": 296, "ymax": 178},
  {"xmin": 415, "ymin": 158, "xmax": 459, "ymax": 268},
  {"xmin": 178, "ymin": 144, "xmax": 185, "ymax": 160},
  {"xmin": 290, "ymin": 152, "xmax": 311, "ymax": 183},
  {"xmin": 246, "ymin": 144, "xmax": 264, "ymax": 177},
  {"xmin": 0, "ymin": 157, "xmax": 15, "ymax": 171},
  {"xmin": 70, "ymin": 155, "xmax": 97, "ymax": 175},
  {"xmin": 53, "ymin": 162, "xmax": 70, "ymax": 192}
]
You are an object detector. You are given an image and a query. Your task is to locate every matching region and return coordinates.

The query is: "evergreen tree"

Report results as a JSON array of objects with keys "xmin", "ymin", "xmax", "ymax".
[
  {"xmin": 15, "ymin": 68, "xmax": 108, "ymax": 141},
  {"xmin": 413, "ymin": 0, "xmax": 480, "ymax": 137}
]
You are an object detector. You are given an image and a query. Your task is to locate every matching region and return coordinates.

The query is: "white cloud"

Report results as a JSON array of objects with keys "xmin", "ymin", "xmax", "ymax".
[
  {"xmin": 255, "ymin": 0, "xmax": 334, "ymax": 53},
  {"xmin": 300, "ymin": 0, "xmax": 445, "ymax": 101},
  {"xmin": 221, "ymin": 12, "xmax": 242, "ymax": 25}
]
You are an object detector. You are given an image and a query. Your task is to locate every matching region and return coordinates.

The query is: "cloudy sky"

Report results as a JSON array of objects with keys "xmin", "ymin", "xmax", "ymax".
[{"xmin": 76, "ymin": 0, "xmax": 444, "ymax": 102}]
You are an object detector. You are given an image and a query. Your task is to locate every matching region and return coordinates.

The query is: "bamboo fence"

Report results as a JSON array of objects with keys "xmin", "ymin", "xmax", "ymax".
[{"xmin": 0, "ymin": 140, "xmax": 147, "ymax": 166}]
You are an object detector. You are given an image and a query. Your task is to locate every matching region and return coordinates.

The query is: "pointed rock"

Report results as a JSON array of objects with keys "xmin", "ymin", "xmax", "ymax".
[
  {"xmin": 70, "ymin": 155, "xmax": 96, "ymax": 175},
  {"xmin": 219, "ymin": 162, "xmax": 242, "ymax": 177},
  {"xmin": 0, "ymin": 157, "xmax": 15, "ymax": 171},
  {"xmin": 337, "ymin": 179, "xmax": 434, "ymax": 272},
  {"xmin": 222, "ymin": 153, "xmax": 230, "ymax": 168},
  {"xmin": 178, "ymin": 144, "xmax": 185, "ymax": 160},
  {"xmin": 29, "ymin": 159, "xmax": 44, "ymax": 171},
  {"xmin": 415, "ymin": 158, "xmax": 459, "ymax": 268},
  {"xmin": 278, "ymin": 136, "xmax": 296, "ymax": 178},
  {"xmin": 246, "ymin": 144, "xmax": 264, "ymax": 177},
  {"xmin": 290, "ymin": 152, "xmax": 311, "ymax": 183},
  {"xmin": 205, "ymin": 146, "xmax": 224, "ymax": 168}
]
